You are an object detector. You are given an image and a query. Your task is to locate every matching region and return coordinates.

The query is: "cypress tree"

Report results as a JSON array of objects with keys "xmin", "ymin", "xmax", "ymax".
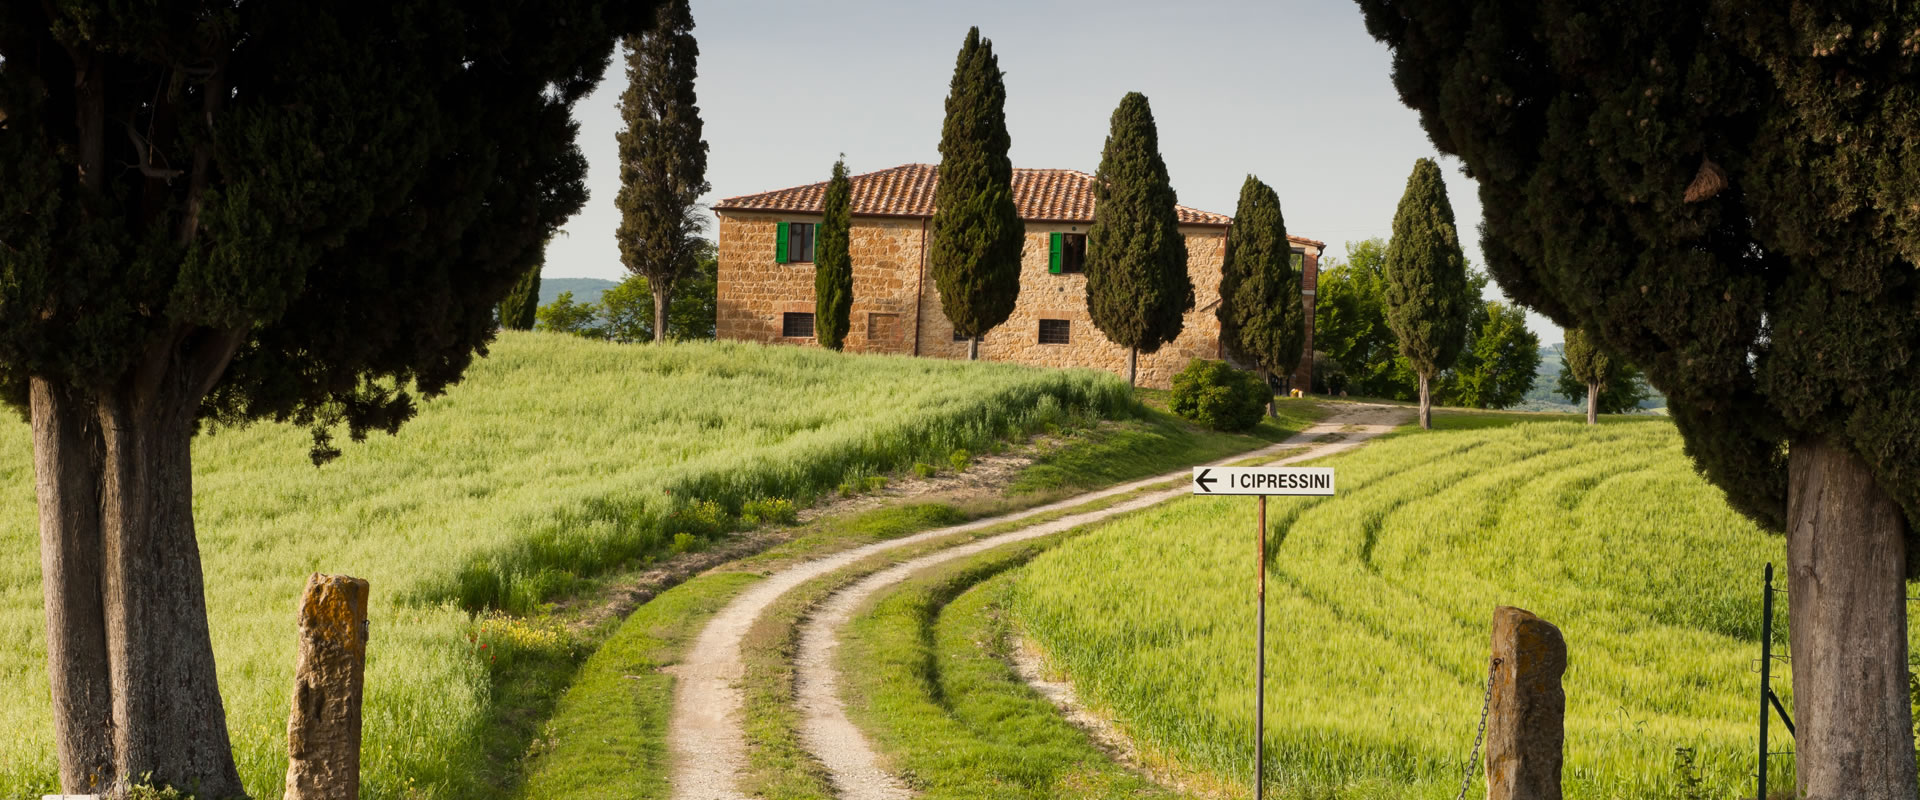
[
  {"xmin": 1561, "ymin": 328, "xmax": 1610, "ymax": 425},
  {"xmin": 1359, "ymin": 2, "xmax": 1920, "ymax": 792},
  {"xmin": 1217, "ymin": 175, "xmax": 1304, "ymax": 414},
  {"xmin": 1382, "ymin": 158, "xmax": 1471, "ymax": 429},
  {"xmin": 814, "ymin": 157, "xmax": 854, "ymax": 351},
  {"xmin": 501, "ymin": 263, "xmax": 542, "ymax": 331},
  {"xmin": 0, "ymin": 3, "xmax": 658, "ymax": 793},
  {"xmin": 1086, "ymin": 92, "xmax": 1195, "ymax": 386},
  {"xmin": 616, "ymin": 0, "xmax": 710, "ymax": 343},
  {"xmin": 928, "ymin": 27, "xmax": 1023, "ymax": 360}
]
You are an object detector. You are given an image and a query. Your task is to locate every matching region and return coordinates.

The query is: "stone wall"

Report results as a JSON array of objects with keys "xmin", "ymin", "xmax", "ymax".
[
  {"xmin": 717, "ymin": 211, "xmax": 1316, "ymax": 390},
  {"xmin": 716, "ymin": 212, "xmax": 926, "ymax": 353}
]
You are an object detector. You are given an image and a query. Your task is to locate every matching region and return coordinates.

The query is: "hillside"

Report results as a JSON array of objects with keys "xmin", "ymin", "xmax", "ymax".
[
  {"xmin": 0, "ymin": 333, "xmax": 1131, "ymax": 798},
  {"xmin": 1010, "ymin": 417, "xmax": 1878, "ymax": 798},
  {"xmin": 538, "ymin": 276, "xmax": 620, "ymax": 307}
]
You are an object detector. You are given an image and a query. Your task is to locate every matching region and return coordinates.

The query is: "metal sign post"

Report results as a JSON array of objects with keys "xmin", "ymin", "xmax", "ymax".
[{"xmin": 1192, "ymin": 466, "xmax": 1337, "ymax": 800}]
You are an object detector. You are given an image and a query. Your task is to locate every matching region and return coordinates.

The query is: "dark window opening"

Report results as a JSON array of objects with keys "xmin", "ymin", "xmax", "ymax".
[
  {"xmin": 782, "ymin": 312, "xmax": 816, "ymax": 338},
  {"xmin": 1290, "ymin": 248, "xmax": 1305, "ymax": 271},
  {"xmin": 1038, "ymin": 319, "xmax": 1071, "ymax": 345},
  {"xmin": 788, "ymin": 223, "xmax": 817, "ymax": 263},
  {"xmin": 1060, "ymin": 234, "xmax": 1087, "ymax": 273}
]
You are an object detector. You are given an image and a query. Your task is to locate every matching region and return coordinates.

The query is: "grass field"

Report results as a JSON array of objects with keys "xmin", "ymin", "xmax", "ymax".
[
  {"xmin": 0, "ymin": 333, "xmax": 1133, "ymax": 799},
  {"xmin": 1009, "ymin": 418, "xmax": 1893, "ymax": 799}
]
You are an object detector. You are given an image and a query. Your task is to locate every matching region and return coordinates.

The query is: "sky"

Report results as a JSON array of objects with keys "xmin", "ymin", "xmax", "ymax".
[{"xmin": 547, "ymin": 0, "xmax": 1562, "ymax": 340}]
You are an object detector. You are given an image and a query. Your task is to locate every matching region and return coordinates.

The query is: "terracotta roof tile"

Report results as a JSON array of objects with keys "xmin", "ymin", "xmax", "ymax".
[{"xmin": 715, "ymin": 163, "xmax": 1318, "ymax": 245}]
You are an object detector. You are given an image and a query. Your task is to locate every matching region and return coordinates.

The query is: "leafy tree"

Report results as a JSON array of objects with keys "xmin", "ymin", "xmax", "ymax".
[
  {"xmin": 669, "ymin": 239, "xmax": 719, "ymax": 340},
  {"xmin": 1313, "ymin": 239, "xmax": 1414, "ymax": 399},
  {"xmin": 615, "ymin": 0, "xmax": 710, "ymax": 343},
  {"xmin": 1562, "ymin": 328, "xmax": 1608, "ymax": 424},
  {"xmin": 537, "ymin": 292, "xmax": 605, "ymax": 339},
  {"xmin": 501, "ymin": 263, "xmax": 542, "ymax": 332},
  {"xmin": 0, "ymin": 3, "xmax": 656, "ymax": 794},
  {"xmin": 1557, "ymin": 331, "xmax": 1650, "ymax": 419},
  {"xmin": 1086, "ymin": 92, "xmax": 1195, "ymax": 386},
  {"xmin": 1218, "ymin": 176, "xmax": 1304, "ymax": 415},
  {"xmin": 928, "ymin": 27, "xmax": 1023, "ymax": 360},
  {"xmin": 598, "ymin": 279, "xmax": 656, "ymax": 343},
  {"xmin": 1442, "ymin": 300, "xmax": 1540, "ymax": 410},
  {"xmin": 815, "ymin": 158, "xmax": 854, "ymax": 351},
  {"xmin": 1358, "ymin": 3, "xmax": 1920, "ymax": 791},
  {"xmin": 1383, "ymin": 158, "xmax": 1472, "ymax": 429}
]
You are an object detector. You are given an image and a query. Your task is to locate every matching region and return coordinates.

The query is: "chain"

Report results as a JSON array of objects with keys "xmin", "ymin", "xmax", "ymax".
[{"xmin": 1453, "ymin": 656, "xmax": 1502, "ymax": 800}]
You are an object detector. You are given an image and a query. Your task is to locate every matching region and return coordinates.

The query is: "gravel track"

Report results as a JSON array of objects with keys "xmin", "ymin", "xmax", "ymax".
[{"xmin": 667, "ymin": 404, "xmax": 1408, "ymax": 800}]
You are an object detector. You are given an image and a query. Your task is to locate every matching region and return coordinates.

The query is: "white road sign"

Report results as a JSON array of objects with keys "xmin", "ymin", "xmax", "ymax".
[{"xmin": 1190, "ymin": 466, "xmax": 1335, "ymax": 496}]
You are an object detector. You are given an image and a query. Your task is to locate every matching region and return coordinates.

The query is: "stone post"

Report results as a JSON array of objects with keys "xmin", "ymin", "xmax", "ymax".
[
  {"xmin": 284, "ymin": 574, "xmax": 370, "ymax": 800},
  {"xmin": 1486, "ymin": 606, "xmax": 1566, "ymax": 800}
]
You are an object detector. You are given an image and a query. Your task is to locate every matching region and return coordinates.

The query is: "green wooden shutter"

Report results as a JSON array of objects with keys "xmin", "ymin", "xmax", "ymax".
[
  {"xmin": 775, "ymin": 222, "xmax": 790, "ymax": 263},
  {"xmin": 1048, "ymin": 232, "xmax": 1063, "ymax": 274}
]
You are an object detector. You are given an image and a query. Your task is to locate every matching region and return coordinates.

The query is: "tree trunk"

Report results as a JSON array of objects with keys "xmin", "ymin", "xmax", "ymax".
[
  {"xmin": 31, "ymin": 378, "xmax": 114, "ymax": 795},
  {"xmin": 1585, "ymin": 381, "xmax": 1599, "ymax": 425},
  {"xmin": 652, "ymin": 282, "xmax": 672, "ymax": 343},
  {"xmin": 1786, "ymin": 437, "xmax": 1918, "ymax": 800},
  {"xmin": 968, "ymin": 336, "xmax": 979, "ymax": 361},
  {"xmin": 1417, "ymin": 372, "xmax": 1432, "ymax": 429},
  {"xmin": 1128, "ymin": 347, "xmax": 1138, "ymax": 387},
  {"xmin": 97, "ymin": 392, "xmax": 244, "ymax": 798},
  {"xmin": 1257, "ymin": 367, "xmax": 1276, "ymax": 418}
]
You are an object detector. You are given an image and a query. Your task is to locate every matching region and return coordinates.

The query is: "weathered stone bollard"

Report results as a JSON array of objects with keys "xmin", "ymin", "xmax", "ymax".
[
  {"xmin": 1486, "ymin": 606, "xmax": 1566, "ymax": 800},
  {"xmin": 284, "ymin": 574, "xmax": 370, "ymax": 800}
]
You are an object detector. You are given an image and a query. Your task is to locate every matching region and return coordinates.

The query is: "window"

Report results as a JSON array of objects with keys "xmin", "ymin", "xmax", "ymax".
[
  {"xmin": 1048, "ymin": 232, "xmax": 1087, "ymax": 274},
  {"xmin": 1037, "ymin": 319, "xmax": 1070, "ymax": 345},
  {"xmin": 782, "ymin": 312, "xmax": 816, "ymax": 338},
  {"xmin": 1290, "ymin": 248, "xmax": 1305, "ymax": 271},
  {"xmin": 776, "ymin": 222, "xmax": 817, "ymax": 263}
]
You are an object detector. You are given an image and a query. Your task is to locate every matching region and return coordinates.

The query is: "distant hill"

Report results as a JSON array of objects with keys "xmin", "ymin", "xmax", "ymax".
[
  {"xmin": 1517, "ymin": 341, "xmax": 1666, "ymax": 412},
  {"xmin": 539, "ymin": 277, "xmax": 620, "ymax": 308}
]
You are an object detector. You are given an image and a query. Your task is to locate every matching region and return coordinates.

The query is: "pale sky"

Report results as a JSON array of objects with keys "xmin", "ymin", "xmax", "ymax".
[{"xmin": 547, "ymin": 0, "xmax": 1560, "ymax": 340}]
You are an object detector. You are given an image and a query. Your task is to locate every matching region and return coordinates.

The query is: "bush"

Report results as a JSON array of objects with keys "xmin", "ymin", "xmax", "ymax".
[
  {"xmin": 949, "ymin": 448, "xmax": 972, "ymax": 472},
  {"xmin": 740, "ymin": 497, "xmax": 797, "ymax": 526},
  {"xmin": 912, "ymin": 462, "xmax": 937, "ymax": 479},
  {"xmin": 1169, "ymin": 359, "xmax": 1269, "ymax": 432}
]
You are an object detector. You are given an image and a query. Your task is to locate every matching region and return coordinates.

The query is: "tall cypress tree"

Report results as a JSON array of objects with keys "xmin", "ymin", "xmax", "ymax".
[
  {"xmin": 1217, "ymin": 175, "xmax": 1304, "ymax": 414},
  {"xmin": 0, "ymin": 2, "xmax": 657, "ymax": 794},
  {"xmin": 814, "ymin": 157, "xmax": 854, "ymax": 351},
  {"xmin": 1086, "ymin": 92, "xmax": 1195, "ymax": 386},
  {"xmin": 1562, "ymin": 327, "xmax": 1609, "ymax": 425},
  {"xmin": 616, "ymin": 0, "xmax": 709, "ymax": 343},
  {"xmin": 928, "ymin": 27, "xmax": 1023, "ymax": 360},
  {"xmin": 1358, "ymin": 3, "xmax": 1920, "ymax": 791},
  {"xmin": 501, "ymin": 263, "xmax": 542, "ymax": 331},
  {"xmin": 1382, "ymin": 158, "xmax": 1471, "ymax": 429}
]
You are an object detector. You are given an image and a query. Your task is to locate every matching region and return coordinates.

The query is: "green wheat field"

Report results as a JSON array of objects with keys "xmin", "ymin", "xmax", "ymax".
[{"xmin": 0, "ymin": 332, "xmax": 1128, "ymax": 798}]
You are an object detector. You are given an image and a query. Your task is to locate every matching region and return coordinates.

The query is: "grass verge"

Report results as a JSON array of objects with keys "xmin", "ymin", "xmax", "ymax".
[{"xmin": 837, "ymin": 539, "xmax": 1177, "ymax": 799}]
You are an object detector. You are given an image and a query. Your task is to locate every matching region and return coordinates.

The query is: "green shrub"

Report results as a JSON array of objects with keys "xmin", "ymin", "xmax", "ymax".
[
  {"xmin": 664, "ymin": 500, "xmax": 729, "ymax": 539},
  {"xmin": 671, "ymin": 532, "xmax": 701, "ymax": 554},
  {"xmin": 949, "ymin": 448, "xmax": 972, "ymax": 472},
  {"xmin": 741, "ymin": 497, "xmax": 797, "ymax": 526},
  {"xmin": 862, "ymin": 475, "xmax": 888, "ymax": 492},
  {"xmin": 912, "ymin": 462, "xmax": 937, "ymax": 479},
  {"xmin": 1169, "ymin": 358, "xmax": 1268, "ymax": 432}
]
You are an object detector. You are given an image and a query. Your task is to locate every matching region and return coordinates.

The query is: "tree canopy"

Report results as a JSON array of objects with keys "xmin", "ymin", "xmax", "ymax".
[
  {"xmin": 1086, "ymin": 92, "xmax": 1194, "ymax": 384},
  {"xmin": 615, "ymin": 0, "xmax": 709, "ymax": 343},
  {"xmin": 0, "ymin": 2, "xmax": 658, "ymax": 793},
  {"xmin": 1382, "ymin": 158, "xmax": 1472, "ymax": 427},
  {"xmin": 815, "ymin": 158, "xmax": 854, "ymax": 351},
  {"xmin": 501, "ymin": 264, "xmax": 543, "ymax": 332},
  {"xmin": 1218, "ymin": 175, "xmax": 1305, "ymax": 395},
  {"xmin": 1443, "ymin": 300, "xmax": 1540, "ymax": 410},
  {"xmin": 928, "ymin": 27, "xmax": 1023, "ymax": 356}
]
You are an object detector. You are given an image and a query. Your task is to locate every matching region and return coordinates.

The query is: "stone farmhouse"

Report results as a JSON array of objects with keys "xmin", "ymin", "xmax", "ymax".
[{"xmin": 712, "ymin": 163, "xmax": 1323, "ymax": 390}]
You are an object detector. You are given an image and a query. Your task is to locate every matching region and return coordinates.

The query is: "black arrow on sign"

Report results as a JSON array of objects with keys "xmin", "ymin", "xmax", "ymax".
[{"xmin": 1194, "ymin": 468, "xmax": 1217, "ymax": 493}]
